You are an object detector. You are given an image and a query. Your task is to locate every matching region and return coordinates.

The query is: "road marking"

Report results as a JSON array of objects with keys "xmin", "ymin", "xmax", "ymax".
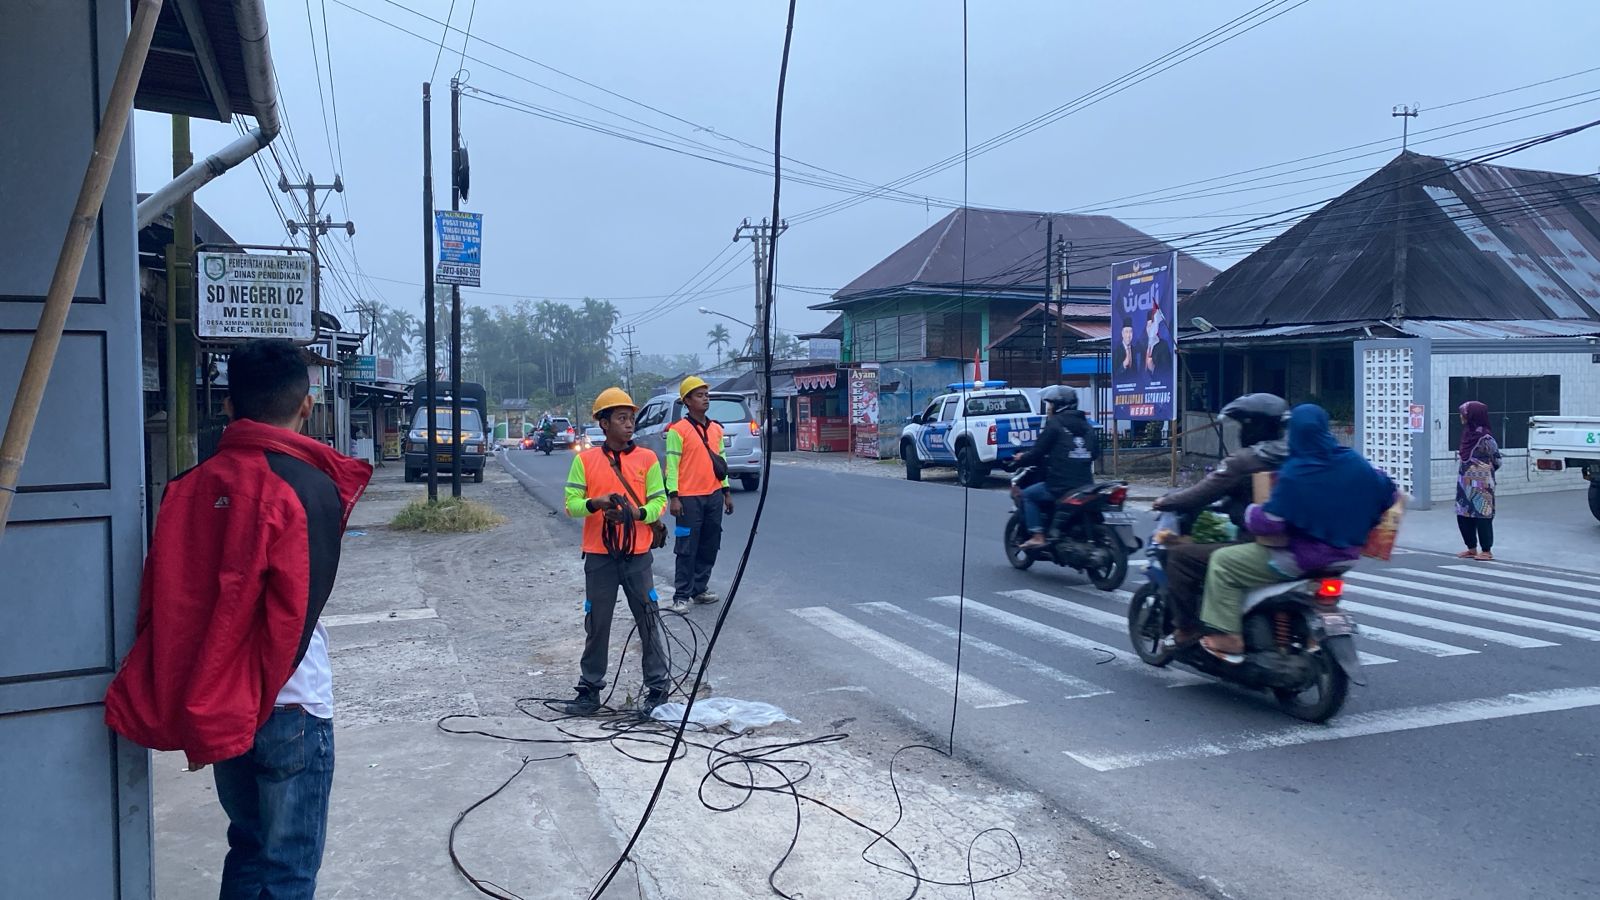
[
  {"xmin": 1062, "ymin": 685, "xmax": 1600, "ymax": 771},
  {"xmin": 1344, "ymin": 585, "xmax": 1600, "ymax": 641},
  {"xmin": 1400, "ymin": 569, "xmax": 1600, "ymax": 610},
  {"xmin": 1355, "ymin": 624, "xmax": 1476, "ymax": 657},
  {"xmin": 1350, "ymin": 572, "xmax": 1600, "ymax": 624},
  {"xmin": 857, "ymin": 602, "xmax": 1111, "ymax": 700},
  {"xmin": 1336, "ymin": 600, "xmax": 1556, "ymax": 648},
  {"xmin": 1013, "ymin": 588, "xmax": 1396, "ymax": 666},
  {"xmin": 923, "ymin": 595, "xmax": 1207, "ymax": 686},
  {"xmin": 789, "ymin": 607, "xmax": 1025, "ymax": 708},
  {"xmin": 323, "ymin": 608, "xmax": 439, "ymax": 627},
  {"xmin": 1442, "ymin": 565, "xmax": 1600, "ymax": 594}
]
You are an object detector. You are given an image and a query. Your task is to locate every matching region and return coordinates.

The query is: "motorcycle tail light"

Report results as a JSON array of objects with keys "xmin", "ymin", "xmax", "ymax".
[
  {"xmin": 1316, "ymin": 579, "xmax": 1344, "ymax": 604},
  {"xmin": 987, "ymin": 424, "xmax": 997, "ymax": 445},
  {"xmin": 1107, "ymin": 486, "xmax": 1129, "ymax": 506}
]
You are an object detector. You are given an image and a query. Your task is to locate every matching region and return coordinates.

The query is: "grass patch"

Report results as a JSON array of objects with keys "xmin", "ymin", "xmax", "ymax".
[{"xmin": 390, "ymin": 496, "xmax": 506, "ymax": 533}]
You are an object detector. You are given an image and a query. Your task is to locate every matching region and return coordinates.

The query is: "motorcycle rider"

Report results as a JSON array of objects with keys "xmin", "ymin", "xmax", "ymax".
[
  {"xmin": 1011, "ymin": 385, "xmax": 1100, "ymax": 550},
  {"xmin": 1151, "ymin": 393, "xmax": 1288, "ymax": 646}
]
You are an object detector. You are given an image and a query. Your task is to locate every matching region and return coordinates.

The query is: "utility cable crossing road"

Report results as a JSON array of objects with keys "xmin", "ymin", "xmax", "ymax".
[{"xmin": 503, "ymin": 450, "xmax": 1600, "ymax": 900}]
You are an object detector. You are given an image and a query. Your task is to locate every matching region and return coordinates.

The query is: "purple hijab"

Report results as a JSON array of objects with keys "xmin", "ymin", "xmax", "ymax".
[{"xmin": 1458, "ymin": 401, "xmax": 1491, "ymax": 462}]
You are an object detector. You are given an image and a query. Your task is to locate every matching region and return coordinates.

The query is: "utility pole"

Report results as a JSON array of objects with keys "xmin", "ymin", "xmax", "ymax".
[
  {"xmin": 449, "ymin": 76, "xmax": 465, "ymax": 498},
  {"xmin": 1392, "ymin": 104, "xmax": 1419, "ymax": 152},
  {"xmin": 1040, "ymin": 217, "xmax": 1053, "ymax": 387},
  {"xmin": 422, "ymin": 82, "xmax": 439, "ymax": 502},
  {"xmin": 167, "ymin": 114, "xmax": 197, "ymax": 477},
  {"xmin": 613, "ymin": 325, "xmax": 638, "ymax": 393},
  {"xmin": 280, "ymin": 172, "xmax": 355, "ymax": 453},
  {"xmin": 733, "ymin": 217, "xmax": 787, "ymax": 419}
]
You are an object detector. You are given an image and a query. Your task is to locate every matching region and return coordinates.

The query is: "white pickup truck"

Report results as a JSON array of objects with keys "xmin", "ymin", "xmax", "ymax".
[
  {"xmin": 900, "ymin": 382, "xmax": 1047, "ymax": 487},
  {"xmin": 1527, "ymin": 416, "xmax": 1600, "ymax": 521}
]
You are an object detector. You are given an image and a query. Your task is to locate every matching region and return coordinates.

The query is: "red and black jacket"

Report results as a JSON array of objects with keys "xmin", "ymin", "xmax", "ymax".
[{"xmin": 104, "ymin": 420, "xmax": 371, "ymax": 766}]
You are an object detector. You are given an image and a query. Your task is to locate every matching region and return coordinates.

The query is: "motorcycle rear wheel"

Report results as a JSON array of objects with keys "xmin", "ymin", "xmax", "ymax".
[
  {"xmin": 1274, "ymin": 651, "xmax": 1349, "ymax": 723},
  {"xmin": 1126, "ymin": 583, "xmax": 1172, "ymax": 666},
  {"xmin": 1084, "ymin": 524, "xmax": 1129, "ymax": 591},
  {"xmin": 1004, "ymin": 516, "xmax": 1035, "ymax": 570}
]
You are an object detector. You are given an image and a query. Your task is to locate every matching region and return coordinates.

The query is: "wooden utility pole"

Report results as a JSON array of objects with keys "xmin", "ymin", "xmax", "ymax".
[
  {"xmin": 733, "ymin": 218, "xmax": 787, "ymax": 418},
  {"xmin": 449, "ymin": 77, "xmax": 464, "ymax": 498},
  {"xmin": 167, "ymin": 113, "xmax": 197, "ymax": 476},
  {"xmin": 1040, "ymin": 217, "xmax": 1053, "ymax": 386},
  {"xmin": 0, "ymin": 0, "xmax": 162, "ymax": 537},
  {"xmin": 422, "ymin": 82, "xmax": 439, "ymax": 501}
]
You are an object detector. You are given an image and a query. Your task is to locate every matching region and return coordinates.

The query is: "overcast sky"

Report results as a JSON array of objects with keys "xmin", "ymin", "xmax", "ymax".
[{"xmin": 132, "ymin": 0, "xmax": 1600, "ymax": 358}]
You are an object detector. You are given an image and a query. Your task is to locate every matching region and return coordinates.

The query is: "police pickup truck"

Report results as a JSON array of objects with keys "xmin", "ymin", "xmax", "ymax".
[{"xmin": 900, "ymin": 382, "xmax": 1046, "ymax": 487}]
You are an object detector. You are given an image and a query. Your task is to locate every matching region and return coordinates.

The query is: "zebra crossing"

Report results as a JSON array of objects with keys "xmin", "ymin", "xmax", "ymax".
[{"xmin": 788, "ymin": 560, "xmax": 1600, "ymax": 722}]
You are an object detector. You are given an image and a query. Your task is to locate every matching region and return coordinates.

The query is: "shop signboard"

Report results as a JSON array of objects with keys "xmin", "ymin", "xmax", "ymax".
[
  {"xmin": 434, "ymin": 210, "xmax": 483, "ymax": 287},
  {"xmin": 850, "ymin": 366, "xmax": 880, "ymax": 458},
  {"xmin": 341, "ymin": 354, "xmax": 377, "ymax": 381},
  {"xmin": 1110, "ymin": 252, "xmax": 1178, "ymax": 421}
]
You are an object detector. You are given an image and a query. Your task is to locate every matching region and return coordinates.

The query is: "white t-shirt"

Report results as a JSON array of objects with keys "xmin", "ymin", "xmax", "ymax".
[{"xmin": 274, "ymin": 622, "xmax": 334, "ymax": 719}]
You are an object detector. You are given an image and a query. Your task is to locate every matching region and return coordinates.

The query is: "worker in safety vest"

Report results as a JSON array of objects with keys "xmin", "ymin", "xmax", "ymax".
[
  {"xmin": 561, "ymin": 387, "xmax": 671, "ymax": 715},
  {"xmin": 664, "ymin": 376, "xmax": 736, "ymax": 611}
]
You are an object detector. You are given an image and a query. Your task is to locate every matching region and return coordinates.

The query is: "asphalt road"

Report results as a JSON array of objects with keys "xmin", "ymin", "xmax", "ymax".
[{"xmin": 503, "ymin": 448, "xmax": 1600, "ymax": 900}]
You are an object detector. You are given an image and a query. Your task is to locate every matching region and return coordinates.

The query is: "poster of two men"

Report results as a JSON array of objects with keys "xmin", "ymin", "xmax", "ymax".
[{"xmin": 1111, "ymin": 252, "xmax": 1178, "ymax": 422}]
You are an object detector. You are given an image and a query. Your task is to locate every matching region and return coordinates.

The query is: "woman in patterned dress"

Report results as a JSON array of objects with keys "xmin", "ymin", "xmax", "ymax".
[{"xmin": 1455, "ymin": 400, "xmax": 1501, "ymax": 560}]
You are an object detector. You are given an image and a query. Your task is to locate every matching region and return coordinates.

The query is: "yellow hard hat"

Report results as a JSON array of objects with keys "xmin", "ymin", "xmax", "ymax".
[
  {"xmin": 591, "ymin": 387, "xmax": 636, "ymax": 419},
  {"xmin": 679, "ymin": 375, "xmax": 710, "ymax": 400}
]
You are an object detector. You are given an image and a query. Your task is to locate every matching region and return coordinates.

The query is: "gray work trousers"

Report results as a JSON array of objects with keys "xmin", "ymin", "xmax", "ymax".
[
  {"xmin": 580, "ymin": 552, "xmax": 670, "ymax": 694},
  {"xmin": 672, "ymin": 492, "xmax": 725, "ymax": 601}
]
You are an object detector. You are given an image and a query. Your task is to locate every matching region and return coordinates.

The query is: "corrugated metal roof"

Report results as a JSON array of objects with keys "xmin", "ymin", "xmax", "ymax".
[
  {"xmin": 821, "ymin": 208, "xmax": 1218, "ymax": 308},
  {"xmin": 1183, "ymin": 153, "xmax": 1600, "ymax": 327},
  {"xmin": 1398, "ymin": 319, "xmax": 1600, "ymax": 339},
  {"xmin": 136, "ymin": 0, "xmax": 258, "ymax": 120}
]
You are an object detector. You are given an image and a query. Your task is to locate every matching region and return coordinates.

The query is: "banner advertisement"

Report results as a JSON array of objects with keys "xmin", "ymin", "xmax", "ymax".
[
  {"xmin": 435, "ymin": 210, "xmax": 483, "ymax": 286},
  {"xmin": 849, "ymin": 366, "xmax": 880, "ymax": 458},
  {"xmin": 342, "ymin": 354, "xmax": 377, "ymax": 381},
  {"xmin": 196, "ymin": 251, "xmax": 315, "ymax": 341},
  {"xmin": 1110, "ymin": 252, "xmax": 1178, "ymax": 421}
]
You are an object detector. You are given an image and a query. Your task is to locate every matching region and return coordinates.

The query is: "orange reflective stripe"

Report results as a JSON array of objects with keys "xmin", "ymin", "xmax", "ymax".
[
  {"xmin": 669, "ymin": 418, "xmax": 725, "ymax": 496},
  {"xmin": 578, "ymin": 447, "xmax": 657, "ymax": 555}
]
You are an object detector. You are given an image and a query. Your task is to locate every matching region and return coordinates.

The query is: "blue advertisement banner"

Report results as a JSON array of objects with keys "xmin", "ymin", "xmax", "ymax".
[
  {"xmin": 1110, "ymin": 252, "xmax": 1178, "ymax": 421},
  {"xmin": 435, "ymin": 210, "xmax": 483, "ymax": 287}
]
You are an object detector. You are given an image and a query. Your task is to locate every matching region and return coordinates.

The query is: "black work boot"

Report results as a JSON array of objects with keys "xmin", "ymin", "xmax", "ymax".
[
  {"xmin": 563, "ymin": 687, "xmax": 601, "ymax": 716},
  {"xmin": 639, "ymin": 688, "xmax": 671, "ymax": 715}
]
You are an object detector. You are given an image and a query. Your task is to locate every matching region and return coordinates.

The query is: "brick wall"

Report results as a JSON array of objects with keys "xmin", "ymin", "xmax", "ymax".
[{"xmin": 1427, "ymin": 349, "xmax": 1596, "ymax": 502}]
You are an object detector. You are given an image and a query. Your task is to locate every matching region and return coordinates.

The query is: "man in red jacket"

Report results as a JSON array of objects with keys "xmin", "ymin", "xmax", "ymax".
[{"xmin": 104, "ymin": 339, "xmax": 371, "ymax": 900}]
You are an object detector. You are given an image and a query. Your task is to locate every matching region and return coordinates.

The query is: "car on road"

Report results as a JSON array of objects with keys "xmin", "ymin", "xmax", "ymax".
[
  {"xmin": 574, "ymin": 424, "xmax": 604, "ymax": 451},
  {"xmin": 545, "ymin": 416, "xmax": 577, "ymax": 448},
  {"xmin": 1529, "ymin": 415, "xmax": 1600, "ymax": 521},
  {"xmin": 900, "ymin": 381, "xmax": 1045, "ymax": 487},
  {"xmin": 634, "ymin": 390, "xmax": 763, "ymax": 491},
  {"xmin": 402, "ymin": 406, "xmax": 486, "ymax": 483}
]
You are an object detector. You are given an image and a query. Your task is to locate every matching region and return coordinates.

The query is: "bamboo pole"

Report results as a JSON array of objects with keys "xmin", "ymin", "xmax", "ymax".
[{"xmin": 0, "ymin": 0, "xmax": 164, "ymax": 539}]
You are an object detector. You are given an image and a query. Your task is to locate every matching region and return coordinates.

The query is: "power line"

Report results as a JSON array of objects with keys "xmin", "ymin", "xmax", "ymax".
[{"xmin": 429, "ymin": 0, "xmax": 459, "ymax": 84}]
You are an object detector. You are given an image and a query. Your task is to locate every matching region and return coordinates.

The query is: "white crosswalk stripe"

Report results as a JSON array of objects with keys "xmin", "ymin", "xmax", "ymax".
[
  {"xmin": 1344, "ymin": 584, "xmax": 1600, "ymax": 641},
  {"xmin": 923, "ymin": 595, "xmax": 1208, "ymax": 686},
  {"xmin": 1334, "ymin": 599, "xmax": 1556, "ymax": 648},
  {"xmin": 1400, "ymin": 569, "xmax": 1600, "ymax": 610},
  {"xmin": 1442, "ymin": 565, "xmax": 1600, "ymax": 594},
  {"xmin": 789, "ymin": 607, "xmax": 1025, "ymax": 708},
  {"xmin": 1349, "ymin": 572, "xmax": 1600, "ymax": 624},
  {"xmin": 856, "ymin": 602, "xmax": 1111, "ymax": 700},
  {"xmin": 1353, "ymin": 624, "xmax": 1477, "ymax": 657}
]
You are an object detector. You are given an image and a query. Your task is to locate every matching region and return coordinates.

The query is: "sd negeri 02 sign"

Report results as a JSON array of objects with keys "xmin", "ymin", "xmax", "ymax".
[
  {"xmin": 196, "ymin": 247, "xmax": 316, "ymax": 341},
  {"xmin": 435, "ymin": 210, "xmax": 483, "ymax": 287},
  {"xmin": 1110, "ymin": 252, "xmax": 1178, "ymax": 421}
]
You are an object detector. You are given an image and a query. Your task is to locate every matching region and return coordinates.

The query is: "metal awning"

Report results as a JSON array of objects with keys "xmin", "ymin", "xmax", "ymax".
[{"xmin": 136, "ymin": 0, "xmax": 264, "ymax": 121}]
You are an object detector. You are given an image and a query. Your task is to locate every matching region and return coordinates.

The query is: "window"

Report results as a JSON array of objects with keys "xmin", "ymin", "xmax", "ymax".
[
  {"xmin": 938, "ymin": 398, "xmax": 958, "ymax": 422},
  {"xmin": 919, "ymin": 400, "xmax": 943, "ymax": 423},
  {"xmin": 966, "ymin": 394, "xmax": 1032, "ymax": 415},
  {"xmin": 636, "ymin": 402, "xmax": 666, "ymax": 430},
  {"xmin": 413, "ymin": 408, "xmax": 485, "ymax": 433},
  {"xmin": 1447, "ymin": 375, "xmax": 1559, "ymax": 451},
  {"xmin": 704, "ymin": 398, "xmax": 752, "ymax": 424}
]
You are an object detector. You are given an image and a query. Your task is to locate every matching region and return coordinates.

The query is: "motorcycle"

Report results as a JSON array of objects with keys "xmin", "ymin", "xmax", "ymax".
[
  {"xmin": 1125, "ymin": 513, "xmax": 1364, "ymax": 722},
  {"xmin": 1003, "ymin": 466, "xmax": 1139, "ymax": 591},
  {"xmin": 535, "ymin": 432, "xmax": 554, "ymax": 455}
]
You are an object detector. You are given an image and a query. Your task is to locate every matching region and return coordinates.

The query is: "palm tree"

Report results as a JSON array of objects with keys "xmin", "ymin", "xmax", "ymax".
[{"xmin": 707, "ymin": 324, "xmax": 731, "ymax": 365}]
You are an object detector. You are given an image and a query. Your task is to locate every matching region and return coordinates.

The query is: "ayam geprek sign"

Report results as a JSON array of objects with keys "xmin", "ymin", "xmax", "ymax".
[{"xmin": 1110, "ymin": 252, "xmax": 1178, "ymax": 421}]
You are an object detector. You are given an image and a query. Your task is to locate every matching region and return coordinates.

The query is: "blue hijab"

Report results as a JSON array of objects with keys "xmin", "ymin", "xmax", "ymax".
[{"xmin": 1264, "ymin": 404, "xmax": 1396, "ymax": 548}]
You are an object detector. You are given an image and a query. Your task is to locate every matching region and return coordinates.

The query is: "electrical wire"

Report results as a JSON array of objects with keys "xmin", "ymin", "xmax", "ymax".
[{"xmin": 429, "ymin": 0, "xmax": 459, "ymax": 84}]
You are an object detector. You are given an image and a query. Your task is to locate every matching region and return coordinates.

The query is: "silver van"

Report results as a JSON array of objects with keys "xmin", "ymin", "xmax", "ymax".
[{"xmin": 634, "ymin": 391, "xmax": 762, "ymax": 491}]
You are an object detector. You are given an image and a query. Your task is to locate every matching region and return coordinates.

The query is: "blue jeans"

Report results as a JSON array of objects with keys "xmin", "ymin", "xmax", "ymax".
[
  {"xmin": 1022, "ymin": 482, "xmax": 1056, "ymax": 534},
  {"xmin": 213, "ymin": 707, "xmax": 335, "ymax": 900}
]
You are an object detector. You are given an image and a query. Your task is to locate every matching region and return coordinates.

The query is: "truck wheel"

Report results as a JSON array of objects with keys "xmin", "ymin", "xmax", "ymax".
[
  {"xmin": 1590, "ymin": 480, "xmax": 1600, "ymax": 523},
  {"xmin": 473, "ymin": 469, "xmax": 484, "ymax": 484},
  {"xmin": 902, "ymin": 442, "xmax": 922, "ymax": 482},
  {"xmin": 404, "ymin": 468, "xmax": 417, "ymax": 483},
  {"xmin": 956, "ymin": 444, "xmax": 990, "ymax": 488}
]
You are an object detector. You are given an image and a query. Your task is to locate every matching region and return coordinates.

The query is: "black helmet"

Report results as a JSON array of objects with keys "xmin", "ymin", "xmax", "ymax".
[
  {"xmin": 1039, "ymin": 385, "xmax": 1079, "ymax": 412},
  {"xmin": 1220, "ymin": 393, "xmax": 1288, "ymax": 446}
]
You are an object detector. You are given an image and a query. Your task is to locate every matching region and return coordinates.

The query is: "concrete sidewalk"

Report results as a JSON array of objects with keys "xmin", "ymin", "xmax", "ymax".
[{"xmin": 1395, "ymin": 486, "xmax": 1597, "ymax": 570}]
